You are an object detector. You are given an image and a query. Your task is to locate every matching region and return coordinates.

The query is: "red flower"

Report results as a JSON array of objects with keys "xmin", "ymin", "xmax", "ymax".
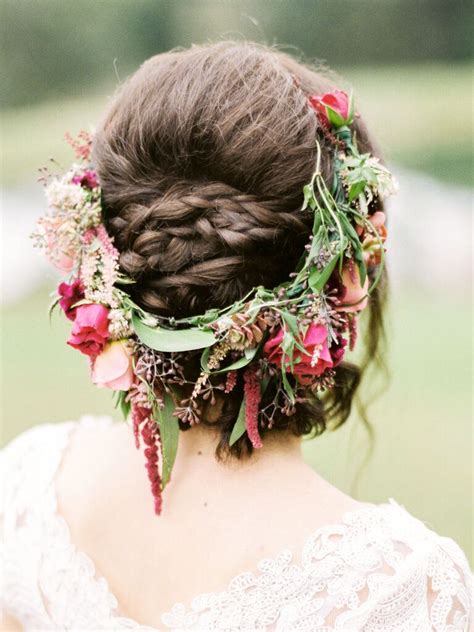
[
  {"xmin": 58, "ymin": 279, "xmax": 84, "ymax": 321},
  {"xmin": 263, "ymin": 323, "xmax": 333, "ymax": 384},
  {"xmin": 309, "ymin": 90, "xmax": 353, "ymax": 129},
  {"xmin": 67, "ymin": 303, "xmax": 109, "ymax": 357}
]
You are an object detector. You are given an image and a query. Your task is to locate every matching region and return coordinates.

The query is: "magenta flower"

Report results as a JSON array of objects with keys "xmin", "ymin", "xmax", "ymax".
[
  {"xmin": 58, "ymin": 279, "xmax": 84, "ymax": 321},
  {"xmin": 263, "ymin": 323, "xmax": 333, "ymax": 384},
  {"xmin": 67, "ymin": 303, "xmax": 109, "ymax": 357},
  {"xmin": 72, "ymin": 170, "xmax": 98, "ymax": 189}
]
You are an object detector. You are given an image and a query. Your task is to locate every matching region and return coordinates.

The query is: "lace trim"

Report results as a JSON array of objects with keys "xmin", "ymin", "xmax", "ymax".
[{"xmin": 1, "ymin": 418, "xmax": 472, "ymax": 631}]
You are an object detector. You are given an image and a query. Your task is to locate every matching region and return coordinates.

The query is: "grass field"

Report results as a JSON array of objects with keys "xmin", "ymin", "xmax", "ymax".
[{"xmin": 1, "ymin": 284, "xmax": 472, "ymax": 563}]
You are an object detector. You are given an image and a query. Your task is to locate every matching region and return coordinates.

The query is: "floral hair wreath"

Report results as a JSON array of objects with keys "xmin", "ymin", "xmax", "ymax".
[{"xmin": 33, "ymin": 91, "xmax": 397, "ymax": 514}]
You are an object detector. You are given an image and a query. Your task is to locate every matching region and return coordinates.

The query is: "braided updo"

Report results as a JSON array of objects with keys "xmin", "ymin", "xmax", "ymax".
[{"xmin": 93, "ymin": 41, "xmax": 386, "ymax": 456}]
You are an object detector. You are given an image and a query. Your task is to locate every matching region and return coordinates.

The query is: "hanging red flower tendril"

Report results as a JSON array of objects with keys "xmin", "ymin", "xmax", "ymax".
[{"xmin": 243, "ymin": 365, "xmax": 263, "ymax": 449}]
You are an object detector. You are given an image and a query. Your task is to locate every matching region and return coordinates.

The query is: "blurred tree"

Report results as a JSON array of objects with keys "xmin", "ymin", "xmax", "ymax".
[{"xmin": 1, "ymin": 0, "xmax": 472, "ymax": 108}]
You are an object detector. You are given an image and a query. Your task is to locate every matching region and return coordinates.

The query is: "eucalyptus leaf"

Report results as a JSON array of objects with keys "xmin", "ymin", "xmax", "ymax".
[
  {"xmin": 132, "ymin": 311, "xmax": 217, "ymax": 352},
  {"xmin": 229, "ymin": 397, "xmax": 247, "ymax": 446},
  {"xmin": 156, "ymin": 393, "xmax": 179, "ymax": 488}
]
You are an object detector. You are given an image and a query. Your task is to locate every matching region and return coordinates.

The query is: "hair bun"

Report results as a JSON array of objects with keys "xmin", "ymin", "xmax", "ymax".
[{"xmin": 106, "ymin": 181, "xmax": 310, "ymax": 316}]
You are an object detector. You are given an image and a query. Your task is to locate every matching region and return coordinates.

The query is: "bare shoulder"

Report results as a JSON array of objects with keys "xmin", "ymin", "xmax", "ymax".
[{"xmin": 56, "ymin": 417, "xmax": 145, "ymax": 523}]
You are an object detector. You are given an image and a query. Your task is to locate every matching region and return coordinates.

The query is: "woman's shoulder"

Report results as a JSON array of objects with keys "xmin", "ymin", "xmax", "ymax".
[{"xmin": 0, "ymin": 416, "xmax": 119, "ymax": 516}]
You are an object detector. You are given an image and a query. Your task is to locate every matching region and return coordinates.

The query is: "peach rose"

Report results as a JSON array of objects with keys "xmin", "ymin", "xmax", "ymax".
[
  {"xmin": 91, "ymin": 340, "xmax": 134, "ymax": 391},
  {"xmin": 338, "ymin": 263, "xmax": 369, "ymax": 313}
]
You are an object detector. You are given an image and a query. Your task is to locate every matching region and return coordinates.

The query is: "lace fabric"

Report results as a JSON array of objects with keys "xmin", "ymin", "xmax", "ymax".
[{"xmin": 1, "ymin": 418, "xmax": 472, "ymax": 631}]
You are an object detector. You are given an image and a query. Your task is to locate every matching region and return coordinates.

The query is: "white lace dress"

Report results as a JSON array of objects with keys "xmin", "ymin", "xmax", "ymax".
[{"xmin": 1, "ymin": 418, "xmax": 472, "ymax": 631}]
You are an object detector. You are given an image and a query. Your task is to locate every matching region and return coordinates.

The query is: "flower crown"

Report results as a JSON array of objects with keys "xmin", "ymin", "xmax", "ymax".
[{"xmin": 32, "ymin": 90, "xmax": 397, "ymax": 514}]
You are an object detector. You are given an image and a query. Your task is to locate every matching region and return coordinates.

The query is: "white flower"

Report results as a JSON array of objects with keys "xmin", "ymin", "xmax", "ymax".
[{"xmin": 45, "ymin": 175, "xmax": 86, "ymax": 211}]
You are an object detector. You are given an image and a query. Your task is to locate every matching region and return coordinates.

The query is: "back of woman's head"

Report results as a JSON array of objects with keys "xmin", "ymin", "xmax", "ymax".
[{"xmin": 93, "ymin": 41, "xmax": 386, "ymax": 456}]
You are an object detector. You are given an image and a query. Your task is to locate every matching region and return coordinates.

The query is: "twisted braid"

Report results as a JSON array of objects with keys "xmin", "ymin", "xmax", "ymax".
[{"xmin": 106, "ymin": 182, "xmax": 312, "ymax": 316}]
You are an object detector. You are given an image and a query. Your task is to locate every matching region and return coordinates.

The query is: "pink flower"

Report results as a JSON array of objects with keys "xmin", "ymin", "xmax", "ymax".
[
  {"xmin": 72, "ymin": 170, "xmax": 98, "ymax": 189},
  {"xmin": 338, "ymin": 261, "xmax": 369, "ymax": 313},
  {"xmin": 67, "ymin": 303, "xmax": 109, "ymax": 357},
  {"xmin": 263, "ymin": 323, "xmax": 333, "ymax": 383},
  {"xmin": 309, "ymin": 90, "xmax": 353, "ymax": 129},
  {"xmin": 58, "ymin": 279, "xmax": 84, "ymax": 321},
  {"xmin": 91, "ymin": 340, "xmax": 134, "ymax": 391}
]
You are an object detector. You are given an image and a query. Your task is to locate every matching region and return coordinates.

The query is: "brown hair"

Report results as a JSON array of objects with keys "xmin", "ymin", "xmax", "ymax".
[{"xmin": 93, "ymin": 41, "xmax": 386, "ymax": 457}]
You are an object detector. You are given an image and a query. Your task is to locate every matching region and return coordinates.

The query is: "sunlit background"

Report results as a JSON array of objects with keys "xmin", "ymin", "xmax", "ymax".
[{"xmin": 1, "ymin": 0, "xmax": 472, "ymax": 563}]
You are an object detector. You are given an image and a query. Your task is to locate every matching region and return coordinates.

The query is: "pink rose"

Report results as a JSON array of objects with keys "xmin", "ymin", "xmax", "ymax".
[
  {"xmin": 58, "ymin": 279, "xmax": 84, "ymax": 321},
  {"xmin": 67, "ymin": 303, "xmax": 109, "ymax": 357},
  {"xmin": 91, "ymin": 340, "xmax": 134, "ymax": 391},
  {"xmin": 309, "ymin": 90, "xmax": 353, "ymax": 129},
  {"xmin": 263, "ymin": 323, "xmax": 333, "ymax": 384},
  {"xmin": 338, "ymin": 262, "xmax": 369, "ymax": 313}
]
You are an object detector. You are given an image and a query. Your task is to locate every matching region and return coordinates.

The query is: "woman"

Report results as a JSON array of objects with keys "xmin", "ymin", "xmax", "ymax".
[{"xmin": 1, "ymin": 42, "xmax": 472, "ymax": 630}]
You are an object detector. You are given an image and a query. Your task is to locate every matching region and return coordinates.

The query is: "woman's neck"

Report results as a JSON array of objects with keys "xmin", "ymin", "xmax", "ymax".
[{"xmin": 167, "ymin": 421, "xmax": 312, "ymax": 502}]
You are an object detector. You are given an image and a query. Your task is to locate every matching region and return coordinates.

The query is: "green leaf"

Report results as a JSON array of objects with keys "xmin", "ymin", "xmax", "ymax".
[
  {"xmin": 229, "ymin": 397, "xmax": 247, "ymax": 446},
  {"xmin": 281, "ymin": 367, "xmax": 295, "ymax": 404},
  {"xmin": 156, "ymin": 393, "xmax": 179, "ymax": 489},
  {"xmin": 325, "ymin": 105, "xmax": 346, "ymax": 129},
  {"xmin": 347, "ymin": 91, "xmax": 355, "ymax": 125},
  {"xmin": 302, "ymin": 184, "xmax": 313, "ymax": 211},
  {"xmin": 113, "ymin": 391, "xmax": 131, "ymax": 421},
  {"xmin": 358, "ymin": 260, "xmax": 367, "ymax": 287},
  {"xmin": 48, "ymin": 295, "xmax": 61, "ymax": 323},
  {"xmin": 348, "ymin": 180, "xmax": 366, "ymax": 202},
  {"xmin": 200, "ymin": 345, "xmax": 259, "ymax": 374},
  {"xmin": 132, "ymin": 311, "xmax": 217, "ymax": 352},
  {"xmin": 308, "ymin": 254, "xmax": 339, "ymax": 292}
]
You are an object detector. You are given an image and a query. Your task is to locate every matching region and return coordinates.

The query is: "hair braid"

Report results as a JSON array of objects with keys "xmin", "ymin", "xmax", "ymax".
[{"xmin": 105, "ymin": 182, "xmax": 312, "ymax": 316}]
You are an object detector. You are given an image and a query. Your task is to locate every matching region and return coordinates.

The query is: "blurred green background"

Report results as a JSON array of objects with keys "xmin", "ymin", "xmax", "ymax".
[{"xmin": 1, "ymin": 0, "xmax": 472, "ymax": 563}]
